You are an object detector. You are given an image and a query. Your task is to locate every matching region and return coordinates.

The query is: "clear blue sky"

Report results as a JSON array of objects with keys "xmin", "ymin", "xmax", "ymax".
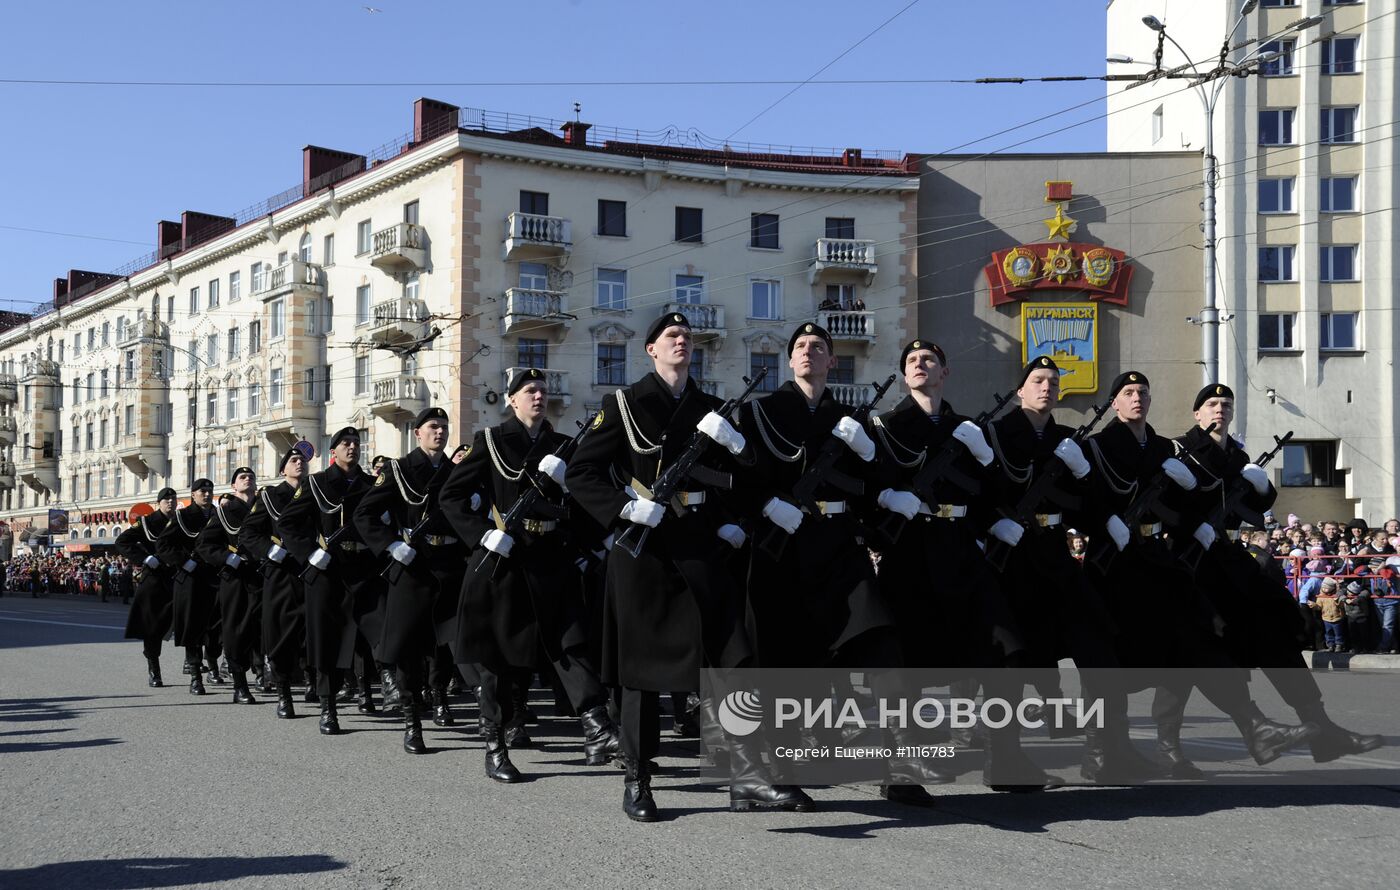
[{"xmin": 0, "ymin": 0, "xmax": 1109, "ymax": 310}]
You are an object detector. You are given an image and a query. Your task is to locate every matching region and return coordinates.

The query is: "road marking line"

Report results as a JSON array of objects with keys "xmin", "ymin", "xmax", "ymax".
[{"xmin": 0, "ymin": 614, "xmax": 125, "ymax": 630}]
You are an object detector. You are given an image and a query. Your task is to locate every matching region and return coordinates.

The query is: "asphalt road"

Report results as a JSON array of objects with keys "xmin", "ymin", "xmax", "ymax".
[{"xmin": 1, "ymin": 594, "xmax": 1398, "ymax": 890}]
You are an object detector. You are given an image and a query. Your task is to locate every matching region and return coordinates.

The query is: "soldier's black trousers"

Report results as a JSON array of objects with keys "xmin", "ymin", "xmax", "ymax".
[{"xmin": 476, "ymin": 647, "xmax": 607, "ymax": 726}]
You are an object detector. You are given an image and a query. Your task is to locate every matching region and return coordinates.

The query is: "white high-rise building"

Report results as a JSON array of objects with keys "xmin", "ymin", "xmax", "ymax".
[{"xmin": 1107, "ymin": 0, "xmax": 1398, "ymax": 523}]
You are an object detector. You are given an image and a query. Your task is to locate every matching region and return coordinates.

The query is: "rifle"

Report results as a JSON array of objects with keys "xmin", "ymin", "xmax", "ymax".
[
  {"xmin": 755, "ymin": 374, "xmax": 898, "ymax": 561},
  {"xmin": 1177, "ymin": 430, "xmax": 1293, "ymax": 573},
  {"xmin": 300, "ymin": 524, "xmax": 351, "ymax": 584},
  {"xmin": 874, "ymin": 388, "xmax": 1016, "ymax": 547},
  {"xmin": 382, "ymin": 512, "xmax": 434, "ymax": 585},
  {"xmin": 614, "ymin": 368, "xmax": 769, "ymax": 559},
  {"xmin": 467, "ymin": 412, "xmax": 599, "ymax": 581},
  {"xmin": 1085, "ymin": 422, "xmax": 1216, "ymax": 574},
  {"xmin": 984, "ymin": 396, "xmax": 1115, "ymax": 573}
]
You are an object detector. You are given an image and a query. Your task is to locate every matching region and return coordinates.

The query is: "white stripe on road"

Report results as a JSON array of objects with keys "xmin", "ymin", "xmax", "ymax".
[{"xmin": 0, "ymin": 613, "xmax": 126, "ymax": 630}]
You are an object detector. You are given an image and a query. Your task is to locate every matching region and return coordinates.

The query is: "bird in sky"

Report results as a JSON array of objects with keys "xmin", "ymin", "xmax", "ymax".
[{"xmin": 364, "ymin": 6, "xmax": 382, "ymax": 13}]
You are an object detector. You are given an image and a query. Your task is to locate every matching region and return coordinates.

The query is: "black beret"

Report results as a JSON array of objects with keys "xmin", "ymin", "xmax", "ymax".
[
  {"xmin": 370, "ymin": 455, "xmax": 388, "ymax": 469},
  {"xmin": 787, "ymin": 322, "xmax": 833, "ymax": 356},
  {"xmin": 1193, "ymin": 383, "xmax": 1234, "ymax": 411},
  {"xmin": 451, "ymin": 443, "xmax": 472, "ymax": 458},
  {"xmin": 413, "ymin": 406, "xmax": 449, "ymax": 429},
  {"xmin": 329, "ymin": 426, "xmax": 359, "ymax": 450},
  {"xmin": 1018, "ymin": 355, "xmax": 1059, "ymax": 388},
  {"xmin": 191, "ymin": 478, "xmax": 215, "ymax": 493},
  {"xmin": 278, "ymin": 447, "xmax": 305, "ymax": 473},
  {"xmin": 900, "ymin": 339, "xmax": 946, "ymax": 369},
  {"xmin": 646, "ymin": 312, "xmax": 690, "ymax": 345},
  {"xmin": 228, "ymin": 466, "xmax": 254, "ymax": 486},
  {"xmin": 1346, "ymin": 517, "xmax": 1369, "ymax": 533},
  {"xmin": 157, "ymin": 487, "xmax": 178, "ymax": 502},
  {"xmin": 1108, "ymin": 370, "xmax": 1149, "ymax": 401},
  {"xmin": 507, "ymin": 367, "xmax": 546, "ymax": 396}
]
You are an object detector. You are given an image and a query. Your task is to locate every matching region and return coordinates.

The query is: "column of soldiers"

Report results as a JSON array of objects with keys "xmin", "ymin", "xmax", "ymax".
[{"xmin": 119, "ymin": 312, "xmax": 1383, "ymax": 822}]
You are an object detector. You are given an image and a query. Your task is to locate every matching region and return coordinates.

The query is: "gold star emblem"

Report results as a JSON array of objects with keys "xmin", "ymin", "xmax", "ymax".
[
  {"xmin": 1043, "ymin": 244, "xmax": 1077, "ymax": 283},
  {"xmin": 1044, "ymin": 204, "xmax": 1077, "ymax": 241}
]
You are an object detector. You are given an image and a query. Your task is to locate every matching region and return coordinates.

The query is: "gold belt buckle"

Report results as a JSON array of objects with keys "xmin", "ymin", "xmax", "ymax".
[
  {"xmin": 1139, "ymin": 523, "xmax": 1162, "ymax": 537},
  {"xmin": 935, "ymin": 504, "xmax": 962, "ymax": 519},
  {"xmin": 1034, "ymin": 513, "xmax": 1059, "ymax": 527},
  {"xmin": 339, "ymin": 541, "xmax": 360, "ymax": 552},
  {"xmin": 522, "ymin": 519, "xmax": 555, "ymax": 534}
]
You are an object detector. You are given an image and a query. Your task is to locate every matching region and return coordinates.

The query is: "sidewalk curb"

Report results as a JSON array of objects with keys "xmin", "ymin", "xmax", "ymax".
[{"xmin": 1310, "ymin": 651, "xmax": 1400, "ymax": 670}]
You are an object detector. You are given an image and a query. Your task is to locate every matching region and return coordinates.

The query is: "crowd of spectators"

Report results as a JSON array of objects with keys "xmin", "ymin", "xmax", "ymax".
[{"xmin": 1, "ymin": 552, "xmax": 133, "ymax": 602}]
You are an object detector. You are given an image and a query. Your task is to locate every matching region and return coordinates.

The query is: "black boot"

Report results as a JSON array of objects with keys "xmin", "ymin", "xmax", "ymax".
[
  {"xmin": 402, "ymin": 704, "xmax": 428, "ymax": 754},
  {"xmin": 379, "ymin": 667, "xmax": 403, "ymax": 709},
  {"xmin": 1236, "ymin": 704, "xmax": 1319, "ymax": 765},
  {"xmin": 884, "ymin": 727, "xmax": 957, "ymax": 803},
  {"xmin": 623, "ymin": 757, "xmax": 659, "ymax": 822},
  {"xmin": 337, "ymin": 674, "xmax": 357, "ymax": 703},
  {"xmin": 694, "ymin": 696, "xmax": 730, "ymax": 769},
  {"xmin": 304, "ymin": 667, "xmax": 320, "ymax": 703},
  {"xmin": 483, "ymin": 720, "xmax": 523, "ymax": 783},
  {"xmin": 1080, "ymin": 723, "xmax": 1165, "ymax": 785},
  {"xmin": 319, "ymin": 700, "xmax": 341, "ymax": 735},
  {"xmin": 146, "ymin": 656, "xmax": 163, "ymax": 688},
  {"xmin": 580, "ymin": 705, "xmax": 623, "ymax": 766},
  {"xmin": 671, "ymin": 692, "xmax": 701, "ymax": 737},
  {"xmin": 983, "ymin": 724, "xmax": 1063, "ymax": 792},
  {"xmin": 504, "ymin": 705, "xmax": 533, "ymax": 748},
  {"xmin": 206, "ymin": 659, "xmax": 226, "ymax": 686},
  {"xmin": 357, "ymin": 673, "xmax": 377, "ymax": 715},
  {"xmin": 276, "ymin": 687, "xmax": 295, "ymax": 719},
  {"xmin": 727, "ymin": 733, "xmax": 816, "ymax": 813},
  {"xmin": 188, "ymin": 664, "xmax": 206, "ymax": 696},
  {"xmin": 258, "ymin": 661, "xmax": 276, "ymax": 694},
  {"xmin": 513, "ymin": 681, "xmax": 537, "ymax": 725},
  {"xmin": 431, "ymin": 687, "xmax": 454, "ymax": 727},
  {"xmin": 1156, "ymin": 722, "xmax": 1205, "ymax": 779},
  {"xmin": 1298, "ymin": 705, "xmax": 1383, "ymax": 763},
  {"xmin": 232, "ymin": 671, "xmax": 256, "ymax": 705}
]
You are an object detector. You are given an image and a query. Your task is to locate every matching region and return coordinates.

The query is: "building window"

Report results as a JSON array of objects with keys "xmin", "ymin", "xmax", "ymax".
[
  {"xmin": 248, "ymin": 384, "xmax": 261, "ymax": 417},
  {"xmin": 206, "ymin": 390, "xmax": 217, "ymax": 425},
  {"xmin": 86, "ymin": 371, "xmax": 95, "ymax": 400},
  {"xmin": 99, "ymin": 419, "xmax": 108, "ymax": 448},
  {"xmin": 1259, "ymin": 109, "xmax": 1295, "ymax": 145},
  {"xmin": 596, "ymin": 268, "xmax": 627, "ymax": 310},
  {"xmin": 1151, "ymin": 105, "xmax": 1163, "ymax": 144},
  {"xmin": 596, "ymin": 343, "xmax": 626, "ymax": 386},
  {"xmin": 188, "ymin": 287, "xmax": 200, "ymax": 316},
  {"xmin": 675, "ymin": 207, "xmax": 703, "ymax": 243},
  {"xmin": 1321, "ymin": 177, "xmax": 1357, "ymax": 212},
  {"xmin": 1258, "ymin": 246, "xmax": 1296, "ymax": 282},
  {"xmin": 206, "ymin": 333, "xmax": 219, "ymax": 366},
  {"xmin": 356, "ymin": 284, "xmax": 371, "ymax": 326},
  {"xmin": 1260, "ymin": 0, "xmax": 1296, "ymax": 6},
  {"xmin": 248, "ymin": 320, "xmax": 262, "ymax": 354},
  {"xmin": 598, "ymin": 199, "xmax": 627, "ymax": 237},
  {"xmin": 1320, "ymin": 312, "xmax": 1358, "ymax": 350},
  {"xmin": 825, "ymin": 217, "xmax": 855, "ymax": 239},
  {"xmin": 750, "ymin": 279, "xmax": 782, "ymax": 319},
  {"xmin": 1320, "ymin": 245, "xmax": 1358, "ymax": 282},
  {"xmin": 304, "ymin": 368, "xmax": 322, "ymax": 404},
  {"xmin": 750, "ymin": 213, "xmax": 779, "ymax": 249},
  {"xmin": 517, "ymin": 338, "xmax": 548, "ymax": 369},
  {"xmin": 1320, "ymin": 107, "xmax": 1357, "ymax": 144},
  {"xmin": 519, "ymin": 262, "xmax": 550, "ymax": 291},
  {"xmin": 830, "ymin": 355, "xmax": 856, "ymax": 386},
  {"xmin": 354, "ymin": 356, "xmax": 369, "ymax": 396},
  {"xmin": 101, "ymin": 322, "xmax": 110, "ymax": 346},
  {"xmin": 1259, "ymin": 39, "xmax": 1295, "ymax": 76},
  {"xmin": 206, "ymin": 454, "xmax": 216, "ymax": 482},
  {"xmin": 270, "ymin": 300, "xmax": 285, "ymax": 339},
  {"xmin": 1258, "ymin": 313, "xmax": 1296, "ymax": 351},
  {"xmin": 270, "ymin": 368, "xmax": 284, "ymax": 405},
  {"xmin": 251, "ymin": 262, "xmax": 267, "ymax": 294},
  {"xmin": 519, "ymin": 190, "xmax": 549, "ymax": 215},
  {"xmin": 186, "ymin": 340, "xmax": 198, "ymax": 372},
  {"xmin": 166, "ymin": 295, "xmax": 174, "ymax": 321},
  {"xmin": 691, "ymin": 347, "xmax": 706, "ymax": 382},
  {"xmin": 750, "ymin": 352, "xmax": 779, "ymax": 392},
  {"xmin": 249, "ymin": 444, "xmax": 260, "ymax": 476},
  {"xmin": 404, "ymin": 272, "xmax": 419, "ymax": 303},
  {"xmin": 323, "ymin": 234, "xmax": 335, "ymax": 266},
  {"xmin": 1322, "ymin": 0, "xmax": 1359, "ymax": 6},
  {"xmin": 229, "ymin": 270, "xmax": 241, "ymax": 302},
  {"xmin": 226, "ymin": 449, "xmax": 238, "ymax": 481},
  {"xmin": 825, "ymin": 284, "xmax": 856, "ymax": 309},
  {"xmin": 298, "ymin": 232, "xmax": 312, "ymax": 262},
  {"xmin": 674, "ymin": 274, "xmax": 705, "ymax": 304},
  {"xmin": 1282, "ymin": 441, "xmax": 1339, "ymax": 487},
  {"xmin": 1321, "ymin": 36, "xmax": 1359, "ymax": 74},
  {"xmin": 227, "ymin": 387, "xmax": 238, "ymax": 421},
  {"xmin": 100, "ymin": 369, "xmax": 109, "ymax": 397},
  {"xmin": 85, "ymin": 422, "xmax": 94, "ymax": 450},
  {"xmin": 124, "ymin": 404, "xmax": 134, "ymax": 434},
  {"xmin": 403, "ymin": 200, "xmax": 419, "ymax": 225},
  {"xmin": 208, "ymin": 278, "xmax": 220, "ymax": 309},
  {"xmin": 356, "ymin": 219, "xmax": 372, "ymax": 255},
  {"xmin": 228, "ymin": 327, "xmax": 241, "ymax": 359}
]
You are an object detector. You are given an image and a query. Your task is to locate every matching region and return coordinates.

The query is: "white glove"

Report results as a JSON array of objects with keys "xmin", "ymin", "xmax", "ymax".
[
  {"xmin": 1240, "ymin": 462, "xmax": 1269, "ymax": 496},
  {"xmin": 470, "ymin": 493, "xmax": 482, "ymax": 512},
  {"xmin": 620, "ymin": 498, "xmax": 665, "ymax": 528},
  {"xmin": 538, "ymin": 454, "xmax": 568, "ymax": 487},
  {"xmin": 143, "ymin": 555, "xmax": 160, "ymax": 570},
  {"xmin": 181, "ymin": 559, "xmax": 197, "ymax": 574},
  {"xmin": 481, "ymin": 529, "xmax": 515, "ymax": 557},
  {"xmin": 266, "ymin": 544, "xmax": 287, "ymax": 564},
  {"xmin": 697, "ymin": 412, "xmax": 746, "ymax": 456},
  {"xmin": 716, "ymin": 523, "xmax": 747, "ymax": 549},
  {"xmin": 1193, "ymin": 522, "xmax": 1217, "ymax": 550},
  {"xmin": 225, "ymin": 553, "xmax": 243, "ymax": 569},
  {"xmin": 1161, "ymin": 457, "xmax": 1197, "ymax": 491},
  {"xmin": 952, "ymin": 421, "xmax": 994, "ymax": 467},
  {"xmin": 877, "ymin": 489, "xmax": 921, "ymax": 521},
  {"xmin": 1106, "ymin": 515, "xmax": 1130, "ymax": 552},
  {"xmin": 762, "ymin": 497, "xmax": 804, "ymax": 535},
  {"xmin": 832, "ymin": 416, "xmax": 876, "ymax": 462},
  {"xmin": 387, "ymin": 540, "xmax": 417, "ymax": 565},
  {"xmin": 1053, "ymin": 438, "xmax": 1090, "ymax": 479},
  {"xmin": 989, "ymin": 518, "xmax": 1024, "ymax": 548},
  {"xmin": 308, "ymin": 548, "xmax": 331, "ymax": 571}
]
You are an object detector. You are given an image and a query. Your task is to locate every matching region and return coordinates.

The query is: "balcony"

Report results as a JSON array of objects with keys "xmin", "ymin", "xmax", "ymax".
[
  {"xmin": 255, "ymin": 260, "xmax": 325, "ymax": 301},
  {"xmin": 810, "ymin": 238, "xmax": 878, "ymax": 285},
  {"xmin": 117, "ymin": 317, "xmax": 169, "ymax": 348},
  {"xmin": 503, "ymin": 212, "xmax": 571, "ymax": 262},
  {"xmin": 17, "ymin": 451, "xmax": 59, "ymax": 494},
  {"xmin": 258, "ymin": 404, "xmax": 323, "ymax": 453},
  {"xmin": 369, "ymin": 223, "xmax": 427, "ymax": 271},
  {"xmin": 369, "ymin": 375, "xmax": 429, "ymax": 421},
  {"xmin": 829, "ymin": 382, "xmax": 875, "ymax": 407},
  {"xmin": 0, "ymin": 373, "xmax": 15, "ymax": 404},
  {"xmin": 116, "ymin": 430, "xmax": 169, "ymax": 476},
  {"xmin": 661, "ymin": 302, "xmax": 726, "ymax": 343},
  {"xmin": 20, "ymin": 358, "xmax": 60, "ymax": 383},
  {"xmin": 369, "ymin": 296, "xmax": 431, "ymax": 348},
  {"xmin": 501, "ymin": 367, "xmax": 571, "ymax": 411},
  {"xmin": 820, "ymin": 309, "xmax": 876, "ymax": 347},
  {"xmin": 0, "ymin": 415, "xmax": 14, "ymax": 448},
  {"xmin": 0, "ymin": 459, "xmax": 14, "ymax": 491},
  {"xmin": 502, "ymin": 288, "xmax": 571, "ymax": 338}
]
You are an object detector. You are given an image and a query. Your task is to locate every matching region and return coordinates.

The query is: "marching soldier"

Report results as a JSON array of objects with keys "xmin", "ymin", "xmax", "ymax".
[
  {"xmin": 353, "ymin": 407, "xmax": 466, "ymax": 755},
  {"xmin": 277, "ymin": 427, "xmax": 380, "ymax": 734},
  {"xmin": 567, "ymin": 312, "xmax": 811, "ymax": 821},
  {"xmin": 156, "ymin": 478, "xmax": 220, "ymax": 695},
  {"xmin": 195, "ymin": 466, "xmax": 262, "ymax": 705},
  {"xmin": 241, "ymin": 447, "xmax": 311, "ymax": 720},
  {"xmin": 441, "ymin": 367, "xmax": 622, "ymax": 784},
  {"xmin": 119, "ymin": 487, "xmax": 180, "ymax": 687}
]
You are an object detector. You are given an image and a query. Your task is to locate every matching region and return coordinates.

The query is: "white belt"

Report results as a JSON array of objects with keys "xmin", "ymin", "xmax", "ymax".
[
  {"xmin": 1034, "ymin": 513, "xmax": 1063, "ymax": 528},
  {"xmin": 918, "ymin": 502, "xmax": 968, "ymax": 519}
]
